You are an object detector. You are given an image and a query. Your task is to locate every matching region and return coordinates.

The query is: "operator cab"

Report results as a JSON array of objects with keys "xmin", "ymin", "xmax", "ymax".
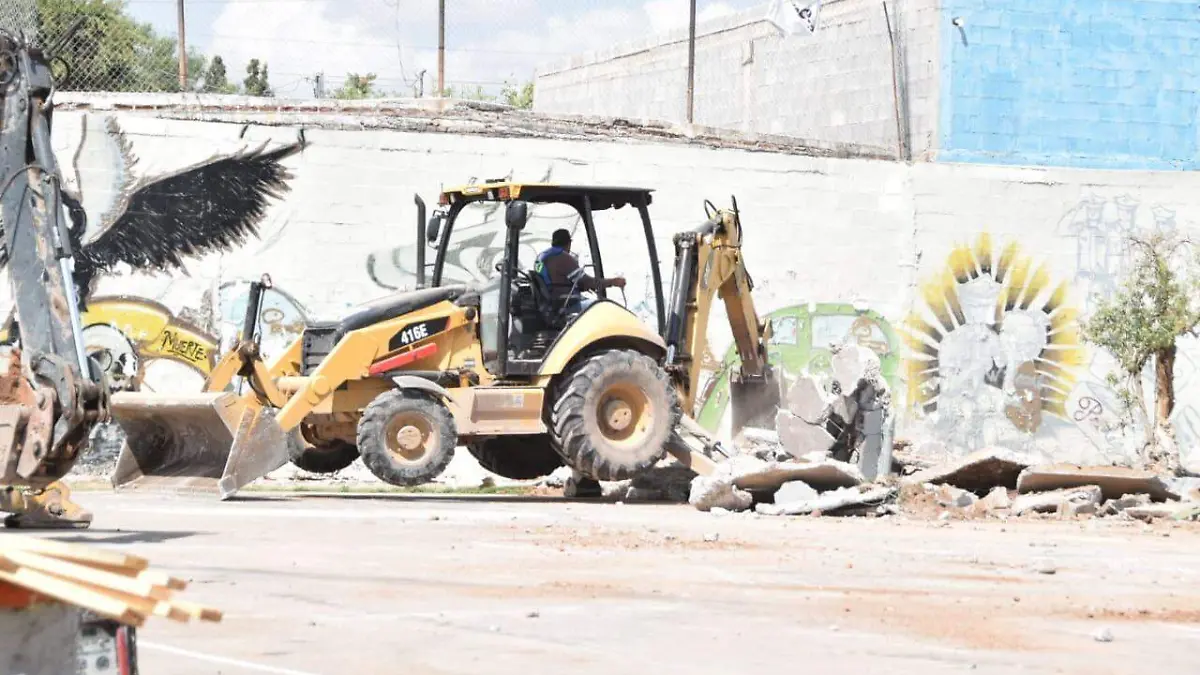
[{"xmin": 414, "ymin": 182, "xmax": 667, "ymax": 379}]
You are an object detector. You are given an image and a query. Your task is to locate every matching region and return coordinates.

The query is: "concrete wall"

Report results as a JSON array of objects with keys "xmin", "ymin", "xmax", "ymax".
[
  {"xmin": 938, "ymin": 0, "xmax": 1200, "ymax": 170},
  {"xmin": 535, "ymin": 0, "xmax": 942, "ymax": 159},
  {"xmin": 23, "ymin": 103, "xmax": 1200, "ymax": 471}
]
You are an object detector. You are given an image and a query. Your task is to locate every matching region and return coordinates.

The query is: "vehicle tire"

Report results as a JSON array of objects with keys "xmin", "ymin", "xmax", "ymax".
[
  {"xmin": 549, "ymin": 349, "xmax": 679, "ymax": 481},
  {"xmin": 288, "ymin": 439, "xmax": 359, "ymax": 474},
  {"xmin": 357, "ymin": 390, "xmax": 457, "ymax": 486},
  {"xmin": 466, "ymin": 435, "xmax": 564, "ymax": 480}
]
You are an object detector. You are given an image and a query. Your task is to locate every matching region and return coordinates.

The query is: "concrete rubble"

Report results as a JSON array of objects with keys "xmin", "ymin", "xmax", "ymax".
[
  {"xmin": 756, "ymin": 485, "xmax": 898, "ymax": 517},
  {"xmin": 1012, "ymin": 485, "xmax": 1103, "ymax": 517},
  {"xmin": 902, "ymin": 448, "xmax": 1036, "ymax": 493},
  {"xmin": 1016, "ymin": 464, "xmax": 1180, "ymax": 502},
  {"xmin": 773, "ymin": 344, "xmax": 895, "ymax": 481}
]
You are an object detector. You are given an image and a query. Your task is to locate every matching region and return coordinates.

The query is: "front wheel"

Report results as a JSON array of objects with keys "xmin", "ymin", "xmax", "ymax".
[
  {"xmin": 549, "ymin": 349, "xmax": 679, "ymax": 481},
  {"xmin": 357, "ymin": 390, "xmax": 457, "ymax": 486}
]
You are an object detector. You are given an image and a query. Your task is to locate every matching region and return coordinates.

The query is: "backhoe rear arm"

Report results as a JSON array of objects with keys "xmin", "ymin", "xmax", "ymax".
[{"xmin": 664, "ymin": 201, "xmax": 777, "ymax": 433}]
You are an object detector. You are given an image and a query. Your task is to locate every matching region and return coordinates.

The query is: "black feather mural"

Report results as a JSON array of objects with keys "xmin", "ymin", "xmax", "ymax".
[
  {"xmin": 70, "ymin": 142, "xmax": 304, "ymax": 303},
  {"xmin": 0, "ymin": 115, "xmax": 304, "ymax": 310}
]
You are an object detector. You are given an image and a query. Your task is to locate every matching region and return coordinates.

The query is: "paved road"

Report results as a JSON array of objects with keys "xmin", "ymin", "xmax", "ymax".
[{"xmin": 18, "ymin": 491, "xmax": 1200, "ymax": 674}]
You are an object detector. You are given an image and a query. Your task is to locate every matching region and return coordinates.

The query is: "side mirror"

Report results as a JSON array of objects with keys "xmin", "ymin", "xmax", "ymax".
[
  {"xmin": 426, "ymin": 213, "xmax": 444, "ymax": 243},
  {"xmin": 506, "ymin": 200, "xmax": 529, "ymax": 231}
]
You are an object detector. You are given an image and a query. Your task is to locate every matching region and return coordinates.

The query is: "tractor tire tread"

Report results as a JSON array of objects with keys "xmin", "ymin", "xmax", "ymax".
[
  {"xmin": 357, "ymin": 389, "xmax": 456, "ymax": 487},
  {"xmin": 288, "ymin": 438, "xmax": 359, "ymax": 474},
  {"xmin": 549, "ymin": 349, "xmax": 680, "ymax": 482}
]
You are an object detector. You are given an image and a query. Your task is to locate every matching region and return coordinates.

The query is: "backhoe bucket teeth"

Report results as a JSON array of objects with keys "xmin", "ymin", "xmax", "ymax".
[{"xmin": 108, "ymin": 392, "xmax": 290, "ymax": 500}]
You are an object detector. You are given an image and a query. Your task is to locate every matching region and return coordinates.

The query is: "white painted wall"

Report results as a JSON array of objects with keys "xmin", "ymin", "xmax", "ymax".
[
  {"xmin": 534, "ymin": 0, "xmax": 942, "ymax": 159},
  {"xmin": 20, "ymin": 105, "xmax": 1200, "ymax": 469}
]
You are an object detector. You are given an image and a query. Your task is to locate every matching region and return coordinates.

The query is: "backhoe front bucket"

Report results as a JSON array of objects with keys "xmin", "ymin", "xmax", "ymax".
[{"xmin": 108, "ymin": 391, "xmax": 291, "ymax": 500}]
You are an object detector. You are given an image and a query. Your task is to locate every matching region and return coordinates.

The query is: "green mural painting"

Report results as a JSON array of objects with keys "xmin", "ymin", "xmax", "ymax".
[{"xmin": 695, "ymin": 303, "xmax": 902, "ymax": 432}]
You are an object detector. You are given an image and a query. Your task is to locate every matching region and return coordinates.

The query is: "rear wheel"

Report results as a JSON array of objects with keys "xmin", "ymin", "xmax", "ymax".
[
  {"xmin": 466, "ymin": 435, "xmax": 564, "ymax": 480},
  {"xmin": 549, "ymin": 349, "xmax": 679, "ymax": 481},
  {"xmin": 288, "ymin": 439, "xmax": 359, "ymax": 474},
  {"xmin": 357, "ymin": 390, "xmax": 456, "ymax": 486}
]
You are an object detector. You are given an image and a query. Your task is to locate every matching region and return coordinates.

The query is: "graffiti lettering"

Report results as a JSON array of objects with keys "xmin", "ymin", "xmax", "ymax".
[
  {"xmin": 1073, "ymin": 396, "xmax": 1104, "ymax": 422},
  {"xmin": 157, "ymin": 330, "xmax": 208, "ymax": 365}
]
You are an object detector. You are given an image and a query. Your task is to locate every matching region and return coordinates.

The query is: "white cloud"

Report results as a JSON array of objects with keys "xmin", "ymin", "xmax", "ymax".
[
  {"xmin": 200, "ymin": 0, "xmax": 750, "ymax": 98},
  {"xmin": 645, "ymin": 0, "xmax": 740, "ymax": 33}
]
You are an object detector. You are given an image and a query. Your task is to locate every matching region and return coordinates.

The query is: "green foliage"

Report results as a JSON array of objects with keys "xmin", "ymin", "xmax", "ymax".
[
  {"xmin": 501, "ymin": 80, "xmax": 534, "ymax": 109},
  {"xmin": 37, "ymin": 0, "xmax": 187, "ymax": 91},
  {"xmin": 1082, "ymin": 230, "xmax": 1200, "ymax": 431},
  {"xmin": 243, "ymin": 58, "xmax": 272, "ymax": 97},
  {"xmin": 331, "ymin": 72, "xmax": 378, "ymax": 100},
  {"xmin": 443, "ymin": 84, "xmax": 495, "ymax": 102},
  {"xmin": 201, "ymin": 54, "xmax": 237, "ymax": 94}
]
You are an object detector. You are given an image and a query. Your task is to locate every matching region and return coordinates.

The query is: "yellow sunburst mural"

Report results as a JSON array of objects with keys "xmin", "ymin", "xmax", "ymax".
[{"xmin": 901, "ymin": 233, "xmax": 1086, "ymax": 431}]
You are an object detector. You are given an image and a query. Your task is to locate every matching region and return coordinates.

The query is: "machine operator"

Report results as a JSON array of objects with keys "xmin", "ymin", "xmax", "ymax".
[{"xmin": 535, "ymin": 229, "xmax": 626, "ymax": 311}]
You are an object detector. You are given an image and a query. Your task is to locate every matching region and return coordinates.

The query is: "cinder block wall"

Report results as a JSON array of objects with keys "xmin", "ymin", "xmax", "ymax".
[
  {"xmin": 26, "ymin": 103, "xmax": 1200, "ymax": 469},
  {"xmin": 534, "ymin": 0, "xmax": 943, "ymax": 158},
  {"xmin": 938, "ymin": 0, "xmax": 1200, "ymax": 169}
]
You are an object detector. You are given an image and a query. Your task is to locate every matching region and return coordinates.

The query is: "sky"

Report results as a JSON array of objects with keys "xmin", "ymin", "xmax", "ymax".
[{"xmin": 121, "ymin": 0, "xmax": 769, "ymax": 98}]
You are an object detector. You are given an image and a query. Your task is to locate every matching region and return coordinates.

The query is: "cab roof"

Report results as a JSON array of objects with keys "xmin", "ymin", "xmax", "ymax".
[{"xmin": 439, "ymin": 182, "xmax": 653, "ymax": 211}]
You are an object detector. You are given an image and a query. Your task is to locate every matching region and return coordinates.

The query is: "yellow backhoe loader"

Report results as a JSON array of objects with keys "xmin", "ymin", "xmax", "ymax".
[{"xmin": 107, "ymin": 182, "xmax": 783, "ymax": 498}]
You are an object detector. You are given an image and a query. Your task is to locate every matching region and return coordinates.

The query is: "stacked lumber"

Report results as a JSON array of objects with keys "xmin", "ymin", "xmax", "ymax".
[{"xmin": 0, "ymin": 534, "xmax": 222, "ymax": 627}]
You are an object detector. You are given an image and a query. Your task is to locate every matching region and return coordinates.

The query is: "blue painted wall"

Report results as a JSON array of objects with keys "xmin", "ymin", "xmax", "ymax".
[{"xmin": 939, "ymin": 0, "xmax": 1200, "ymax": 170}]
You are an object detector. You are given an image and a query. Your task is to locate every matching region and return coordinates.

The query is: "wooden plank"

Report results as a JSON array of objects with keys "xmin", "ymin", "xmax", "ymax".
[
  {"xmin": 169, "ymin": 597, "xmax": 224, "ymax": 622},
  {"xmin": 0, "ymin": 566, "xmax": 145, "ymax": 627},
  {"xmin": 0, "ymin": 535, "xmax": 149, "ymax": 571},
  {"xmin": 85, "ymin": 561, "xmax": 189, "ymax": 591},
  {"xmin": 69, "ymin": 580, "xmax": 191, "ymax": 623},
  {"xmin": 0, "ymin": 550, "xmax": 173, "ymax": 601}
]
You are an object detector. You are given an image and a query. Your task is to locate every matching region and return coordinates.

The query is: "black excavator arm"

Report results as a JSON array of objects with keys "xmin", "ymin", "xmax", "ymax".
[{"xmin": 0, "ymin": 25, "xmax": 109, "ymax": 527}]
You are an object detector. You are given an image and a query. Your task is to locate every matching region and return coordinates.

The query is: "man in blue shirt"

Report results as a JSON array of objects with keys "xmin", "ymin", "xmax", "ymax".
[{"xmin": 535, "ymin": 229, "xmax": 625, "ymax": 312}]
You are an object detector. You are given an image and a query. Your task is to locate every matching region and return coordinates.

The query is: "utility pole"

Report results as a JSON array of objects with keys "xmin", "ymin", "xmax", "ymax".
[
  {"xmin": 177, "ymin": 0, "xmax": 187, "ymax": 90},
  {"xmin": 313, "ymin": 72, "xmax": 325, "ymax": 98},
  {"xmin": 686, "ymin": 0, "xmax": 696, "ymax": 124},
  {"xmin": 437, "ymin": 0, "xmax": 445, "ymax": 96}
]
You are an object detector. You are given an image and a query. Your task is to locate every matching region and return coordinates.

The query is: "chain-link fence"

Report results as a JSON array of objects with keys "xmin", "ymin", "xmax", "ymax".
[{"xmin": 0, "ymin": 0, "xmax": 39, "ymax": 44}]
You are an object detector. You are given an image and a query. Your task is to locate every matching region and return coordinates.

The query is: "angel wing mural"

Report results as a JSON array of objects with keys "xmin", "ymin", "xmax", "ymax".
[{"xmin": 0, "ymin": 113, "xmax": 305, "ymax": 308}]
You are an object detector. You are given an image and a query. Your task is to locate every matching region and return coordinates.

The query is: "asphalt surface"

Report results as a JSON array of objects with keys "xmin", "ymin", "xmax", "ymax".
[{"xmin": 16, "ymin": 491, "xmax": 1200, "ymax": 675}]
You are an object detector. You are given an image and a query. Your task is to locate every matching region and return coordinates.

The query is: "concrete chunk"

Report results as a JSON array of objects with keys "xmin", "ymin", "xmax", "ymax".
[
  {"xmin": 1016, "ymin": 464, "xmax": 1180, "ymax": 502},
  {"xmin": 1012, "ymin": 485, "xmax": 1103, "ymax": 516},
  {"xmin": 932, "ymin": 484, "xmax": 977, "ymax": 509},
  {"xmin": 786, "ymin": 375, "xmax": 834, "ymax": 424},
  {"xmin": 775, "ymin": 480, "xmax": 819, "ymax": 504},
  {"xmin": 830, "ymin": 344, "xmax": 876, "ymax": 394},
  {"xmin": 756, "ymin": 485, "xmax": 897, "ymax": 516},
  {"xmin": 1101, "ymin": 493, "xmax": 1152, "ymax": 516},
  {"xmin": 732, "ymin": 457, "xmax": 864, "ymax": 493},
  {"xmin": 776, "ymin": 411, "xmax": 836, "ymax": 458},
  {"xmin": 689, "ymin": 472, "xmax": 753, "ymax": 512},
  {"xmin": 903, "ymin": 448, "xmax": 1036, "ymax": 493},
  {"xmin": 1123, "ymin": 503, "xmax": 1192, "ymax": 522},
  {"xmin": 973, "ymin": 486, "xmax": 1013, "ymax": 514}
]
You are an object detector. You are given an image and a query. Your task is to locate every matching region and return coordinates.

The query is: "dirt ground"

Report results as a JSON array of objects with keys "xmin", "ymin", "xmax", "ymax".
[{"xmin": 24, "ymin": 490, "xmax": 1200, "ymax": 674}]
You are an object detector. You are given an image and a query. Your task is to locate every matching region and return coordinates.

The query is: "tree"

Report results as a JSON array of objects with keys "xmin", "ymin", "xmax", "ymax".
[
  {"xmin": 243, "ymin": 58, "xmax": 272, "ymax": 96},
  {"xmin": 501, "ymin": 80, "xmax": 534, "ymax": 109},
  {"xmin": 1081, "ymin": 230, "xmax": 1200, "ymax": 474},
  {"xmin": 331, "ymin": 72, "xmax": 378, "ymax": 100},
  {"xmin": 35, "ymin": 0, "xmax": 204, "ymax": 92},
  {"xmin": 201, "ymin": 54, "xmax": 237, "ymax": 94}
]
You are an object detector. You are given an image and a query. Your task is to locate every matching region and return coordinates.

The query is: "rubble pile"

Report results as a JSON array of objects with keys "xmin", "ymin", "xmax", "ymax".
[{"xmin": 682, "ymin": 345, "xmax": 1200, "ymax": 524}]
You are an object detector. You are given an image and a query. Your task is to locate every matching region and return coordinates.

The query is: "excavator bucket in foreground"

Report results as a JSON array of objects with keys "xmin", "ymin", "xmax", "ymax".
[{"xmin": 108, "ymin": 391, "xmax": 291, "ymax": 500}]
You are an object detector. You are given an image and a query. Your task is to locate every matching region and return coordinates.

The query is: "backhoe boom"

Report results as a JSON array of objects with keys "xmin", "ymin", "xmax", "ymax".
[{"xmin": 664, "ymin": 198, "xmax": 781, "ymax": 436}]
